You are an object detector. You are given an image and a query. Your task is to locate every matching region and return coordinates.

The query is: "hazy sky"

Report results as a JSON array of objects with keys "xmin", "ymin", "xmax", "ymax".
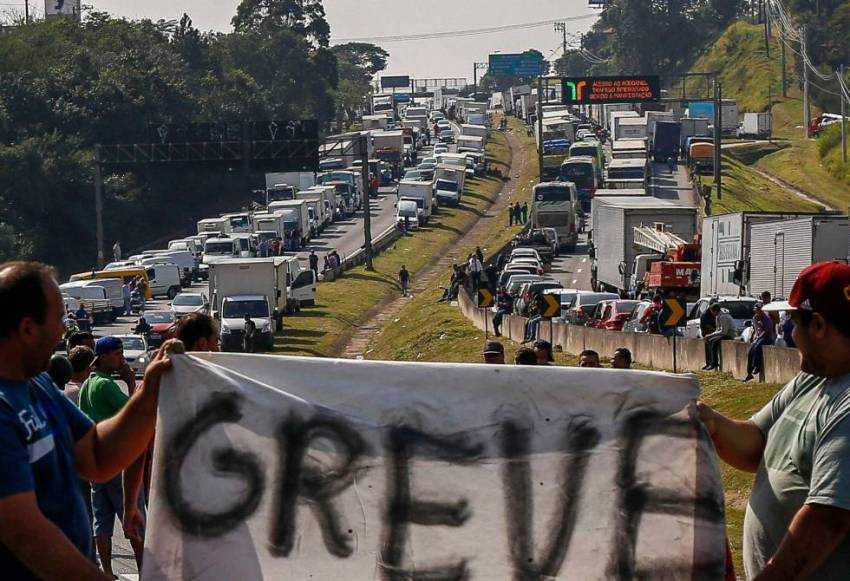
[{"xmin": 79, "ymin": 0, "xmax": 600, "ymax": 79}]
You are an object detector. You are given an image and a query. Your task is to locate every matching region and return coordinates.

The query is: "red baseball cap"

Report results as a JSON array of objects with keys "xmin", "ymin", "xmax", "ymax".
[{"xmin": 763, "ymin": 262, "xmax": 850, "ymax": 328}]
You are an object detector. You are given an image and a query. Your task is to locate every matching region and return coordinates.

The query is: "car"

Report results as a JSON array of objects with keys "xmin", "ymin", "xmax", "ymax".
[
  {"xmin": 506, "ymin": 259, "xmax": 543, "ymax": 275},
  {"xmin": 436, "ymin": 119, "xmax": 451, "ymax": 129},
  {"xmin": 420, "ymin": 157, "xmax": 437, "ymax": 165},
  {"xmin": 544, "ymin": 288, "xmax": 580, "ymax": 322},
  {"xmin": 439, "ymin": 129, "xmax": 455, "ymax": 143},
  {"xmin": 417, "ymin": 162, "xmax": 437, "ymax": 172},
  {"xmin": 171, "ymin": 292, "xmax": 209, "ymax": 317},
  {"xmin": 514, "ymin": 280, "xmax": 564, "ymax": 316},
  {"xmin": 622, "ymin": 300, "xmax": 653, "ymax": 333},
  {"xmin": 540, "ymin": 228, "xmax": 562, "ymax": 256},
  {"xmin": 432, "ymin": 145, "xmax": 449, "ymax": 155},
  {"xmin": 505, "ymin": 275, "xmax": 544, "ymax": 297},
  {"xmin": 498, "ymin": 268, "xmax": 536, "ymax": 287},
  {"xmin": 115, "ymin": 334, "xmax": 150, "ymax": 377},
  {"xmin": 683, "ymin": 296, "xmax": 759, "ymax": 338},
  {"xmin": 510, "ymin": 248, "xmax": 542, "ymax": 262},
  {"xmin": 140, "ymin": 310, "xmax": 177, "ymax": 347},
  {"xmin": 430, "ymin": 111, "xmax": 445, "ymax": 122},
  {"xmin": 502, "ymin": 264, "xmax": 539, "ymax": 278},
  {"xmin": 586, "ymin": 299, "xmax": 641, "ymax": 331},
  {"xmin": 403, "ymin": 169, "xmax": 424, "ymax": 181},
  {"xmin": 575, "ymin": 129, "xmax": 595, "ymax": 141},
  {"xmin": 563, "ymin": 291, "xmax": 619, "ymax": 326}
]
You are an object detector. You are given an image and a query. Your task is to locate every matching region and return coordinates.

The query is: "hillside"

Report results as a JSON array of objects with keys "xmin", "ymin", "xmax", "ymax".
[{"xmin": 688, "ymin": 20, "xmax": 850, "ymax": 209}]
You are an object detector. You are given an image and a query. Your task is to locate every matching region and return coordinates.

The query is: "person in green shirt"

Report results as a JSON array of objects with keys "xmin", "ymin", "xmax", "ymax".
[
  {"xmin": 699, "ymin": 262, "xmax": 850, "ymax": 580},
  {"xmin": 79, "ymin": 336, "xmax": 144, "ymax": 578}
]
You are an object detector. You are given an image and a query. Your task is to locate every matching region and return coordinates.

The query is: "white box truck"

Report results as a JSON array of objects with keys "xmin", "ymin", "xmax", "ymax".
[
  {"xmin": 737, "ymin": 112, "xmax": 772, "ymax": 139},
  {"xmin": 461, "ymin": 124, "xmax": 488, "ymax": 139},
  {"xmin": 264, "ymin": 172, "xmax": 315, "ymax": 192},
  {"xmin": 614, "ymin": 117, "xmax": 647, "ymax": 140},
  {"xmin": 362, "ymin": 114, "xmax": 389, "ymax": 131},
  {"xmin": 608, "ymin": 110, "xmax": 639, "ymax": 136},
  {"xmin": 434, "ymin": 164, "xmax": 465, "ymax": 207},
  {"xmin": 294, "ymin": 192, "xmax": 328, "ymax": 235},
  {"xmin": 396, "ymin": 180, "xmax": 433, "ymax": 224},
  {"xmin": 456, "ymin": 135, "xmax": 484, "ymax": 154},
  {"xmin": 267, "ymin": 200, "xmax": 311, "ymax": 243},
  {"xmin": 197, "ymin": 217, "xmax": 230, "ymax": 236},
  {"xmin": 602, "ymin": 104, "xmax": 633, "ymax": 131},
  {"xmin": 748, "ymin": 216, "xmax": 849, "ymax": 298},
  {"xmin": 591, "ymin": 197, "xmax": 697, "ymax": 295}
]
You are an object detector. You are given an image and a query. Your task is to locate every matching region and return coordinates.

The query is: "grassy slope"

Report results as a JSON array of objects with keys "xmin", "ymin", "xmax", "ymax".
[
  {"xmin": 276, "ymin": 118, "xmax": 512, "ymax": 357},
  {"xmin": 689, "ymin": 21, "xmax": 850, "ymax": 210}
]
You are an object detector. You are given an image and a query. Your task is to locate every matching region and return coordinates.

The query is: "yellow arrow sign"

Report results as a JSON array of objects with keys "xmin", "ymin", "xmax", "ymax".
[
  {"xmin": 662, "ymin": 298, "xmax": 686, "ymax": 328},
  {"xmin": 477, "ymin": 288, "xmax": 494, "ymax": 308},
  {"xmin": 542, "ymin": 293, "xmax": 561, "ymax": 318}
]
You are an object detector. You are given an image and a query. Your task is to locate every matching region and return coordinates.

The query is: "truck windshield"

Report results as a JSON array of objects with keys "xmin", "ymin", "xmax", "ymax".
[
  {"xmin": 222, "ymin": 300, "xmax": 269, "ymax": 319},
  {"xmin": 205, "ymin": 242, "xmax": 234, "ymax": 255},
  {"xmin": 398, "ymin": 203, "xmax": 418, "ymax": 216},
  {"xmin": 534, "ymin": 186, "xmax": 572, "ymax": 201},
  {"xmin": 435, "ymin": 179, "xmax": 458, "ymax": 192},
  {"xmin": 608, "ymin": 166, "xmax": 646, "ymax": 179},
  {"xmin": 267, "ymin": 187, "xmax": 295, "ymax": 202},
  {"xmin": 559, "ymin": 162, "xmax": 595, "ymax": 189},
  {"xmin": 229, "ymin": 216, "xmax": 250, "ymax": 230},
  {"xmin": 400, "ymin": 197, "xmax": 423, "ymax": 209},
  {"xmin": 570, "ymin": 146, "xmax": 597, "ymax": 159}
]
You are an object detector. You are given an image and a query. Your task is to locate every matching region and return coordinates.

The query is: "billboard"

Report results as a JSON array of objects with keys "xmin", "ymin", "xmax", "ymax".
[
  {"xmin": 488, "ymin": 52, "xmax": 545, "ymax": 77},
  {"xmin": 380, "ymin": 75, "xmax": 411, "ymax": 90},
  {"xmin": 561, "ymin": 76, "xmax": 661, "ymax": 104},
  {"xmin": 44, "ymin": 0, "xmax": 80, "ymax": 17}
]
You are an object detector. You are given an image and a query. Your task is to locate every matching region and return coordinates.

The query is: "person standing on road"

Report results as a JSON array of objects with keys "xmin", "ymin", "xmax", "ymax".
[
  {"xmin": 79, "ymin": 336, "xmax": 146, "ymax": 577},
  {"xmin": 309, "ymin": 251, "xmax": 319, "ymax": 278},
  {"xmin": 509, "ymin": 203, "xmax": 516, "ymax": 226},
  {"xmin": 398, "ymin": 265, "xmax": 410, "ymax": 297},
  {"xmin": 513, "ymin": 202, "xmax": 521, "ymax": 226},
  {"xmin": 122, "ymin": 282, "xmax": 131, "ymax": 316},
  {"xmin": 521, "ymin": 202, "xmax": 529, "ymax": 224},
  {"xmin": 243, "ymin": 315, "xmax": 257, "ymax": 353},
  {"xmin": 475, "ymin": 246, "xmax": 484, "ymax": 264},
  {"xmin": 258, "ymin": 237, "xmax": 269, "ymax": 258},
  {"xmin": 112, "ymin": 241, "xmax": 121, "ymax": 262},
  {"xmin": 699, "ymin": 262, "xmax": 850, "ymax": 579},
  {"xmin": 703, "ymin": 304, "xmax": 735, "ymax": 370},
  {"xmin": 0, "ymin": 261, "xmax": 172, "ymax": 581}
]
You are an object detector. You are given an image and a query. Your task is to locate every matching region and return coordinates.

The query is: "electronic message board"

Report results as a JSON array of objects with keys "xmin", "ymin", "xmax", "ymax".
[{"xmin": 561, "ymin": 76, "xmax": 661, "ymax": 104}]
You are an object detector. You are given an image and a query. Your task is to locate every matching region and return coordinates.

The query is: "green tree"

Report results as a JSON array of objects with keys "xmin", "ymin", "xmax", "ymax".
[{"xmin": 232, "ymin": 0, "xmax": 330, "ymax": 46}]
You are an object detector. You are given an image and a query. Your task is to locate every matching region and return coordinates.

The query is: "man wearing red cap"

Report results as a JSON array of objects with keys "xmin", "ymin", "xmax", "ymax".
[{"xmin": 699, "ymin": 262, "xmax": 850, "ymax": 579}]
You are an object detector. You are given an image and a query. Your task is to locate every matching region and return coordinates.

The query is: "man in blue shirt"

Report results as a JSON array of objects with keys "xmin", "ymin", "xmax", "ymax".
[{"xmin": 0, "ymin": 261, "xmax": 172, "ymax": 579}]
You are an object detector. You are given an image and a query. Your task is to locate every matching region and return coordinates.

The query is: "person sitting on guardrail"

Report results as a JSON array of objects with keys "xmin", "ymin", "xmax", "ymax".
[
  {"xmin": 611, "ymin": 348, "xmax": 632, "ymax": 370},
  {"xmin": 703, "ymin": 304, "xmax": 735, "ymax": 371},
  {"xmin": 744, "ymin": 302, "xmax": 776, "ymax": 382},
  {"xmin": 522, "ymin": 295, "xmax": 547, "ymax": 344},
  {"xmin": 492, "ymin": 287, "xmax": 513, "ymax": 337},
  {"xmin": 578, "ymin": 349, "xmax": 601, "ymax": 368}
]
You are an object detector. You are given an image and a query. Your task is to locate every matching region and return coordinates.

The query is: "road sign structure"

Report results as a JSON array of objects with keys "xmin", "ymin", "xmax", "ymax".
[
  {"xmin": 660, "ymin": 298, "xmax": 687, "ymax": 329},
  {"xmin": 381, "ymin": 75, "xmax": 411, "ymax": 90},
  {"xmin": 541, "ymin": 294, "xmax": 561, "ymax": 318},
  {"xmin": 477, "ymin": 287, "xmax": 494, "ymax": 308},
  {"xmin": 560, "ymin": 75, "xmax": 661, "ymax": 105},
  {"xmin": 488, "ymin": 52, "xmax": 545, "ymax": 77}
]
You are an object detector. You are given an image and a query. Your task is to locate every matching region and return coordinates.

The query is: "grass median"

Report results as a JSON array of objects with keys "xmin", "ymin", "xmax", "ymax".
[{"xmin": 275, "ymin": 118, "xmax": 512, "ymax": 357}]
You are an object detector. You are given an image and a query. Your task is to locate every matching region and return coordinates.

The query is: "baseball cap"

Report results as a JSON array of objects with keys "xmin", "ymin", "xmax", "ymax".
[
  {"xmin": 483, "ymin": 340, "xmax": 504, "ymax": 355},
  {"xmin": 95, "ymin": 336, "xmax": 123, "ymax": 357},
  {"xmin": 763, "ymin": 262, "xmax": 850, "ymax": 327}
]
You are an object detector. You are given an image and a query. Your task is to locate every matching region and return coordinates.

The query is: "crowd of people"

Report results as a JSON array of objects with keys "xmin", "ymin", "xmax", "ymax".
[{"xmin": 4, "ymin": 257, "xmax": 850, "ymax": 580}]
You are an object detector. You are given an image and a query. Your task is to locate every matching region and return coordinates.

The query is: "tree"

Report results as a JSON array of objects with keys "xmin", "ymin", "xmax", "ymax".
[
  {"xmin": 232, "ymin": 0, "xmax": 330, "ymax": 46},
  {"xmin": 331, "ymin": 43, "xmax": 389, "ymax": 126}
]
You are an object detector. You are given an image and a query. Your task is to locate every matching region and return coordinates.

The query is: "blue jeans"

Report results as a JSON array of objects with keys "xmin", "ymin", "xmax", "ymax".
[
  {"xmin": 524, "ymin": 315, "xmax": 541, "ymax": 342},
  {"xmin": 91, "ymin": 475, "xmax": 146, "ymax": 536},
  {"xmin": 747, "ymin": 336, "xmax": 774, "ymax": 376}
]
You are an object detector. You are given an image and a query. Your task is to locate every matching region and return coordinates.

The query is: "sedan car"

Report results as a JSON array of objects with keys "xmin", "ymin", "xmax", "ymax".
[
  {"xmin": 171, "ymin": 292, "xmax": 209, "ymax": 317},
  {"xmin": 586, "ymin": 300, "xmax": 641, "ymax": 331},
  {"xmin": 563, "ymin": 291, "xmax": 620, "ymax": 326},
  {"xmin": 115, "ymin": 334, "xmax": 150, "ymax": 377},
  {"xmin": 439, "ymin": 129, "xmax": 455, "ymax": 144},
  {"xmin": 141, "ymin": 310, "xmax": 177, "ymax": 347},
  {"xmin": 403, "ymin": 169, "xmax": 424, "ymax": 181}
]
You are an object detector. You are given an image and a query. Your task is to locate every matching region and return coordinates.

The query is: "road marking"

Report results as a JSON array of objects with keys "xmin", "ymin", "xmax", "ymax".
[
  {"xmin": 572, "ymin": 279, "xmax": 578, "ymax": 285},
  {"xmin": 581, "ymin": 258, "xmax": 587, "ymax": 263},
  {"xmin": 577, "ymin": 268, "xmax": 583, "ymax": 273}
]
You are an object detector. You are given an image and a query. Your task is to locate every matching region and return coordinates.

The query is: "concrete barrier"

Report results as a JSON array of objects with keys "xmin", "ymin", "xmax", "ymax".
[
  {"xmin": 675, "ymin": 337, "xmax": 709, "ymax": 373},
  {"xmin": 764, "ymin": 346, "xmax": 800, "ymax": 385},
  {"xmin": 721, "ymin": 341, "xmax": 750, "ymax": 380}
]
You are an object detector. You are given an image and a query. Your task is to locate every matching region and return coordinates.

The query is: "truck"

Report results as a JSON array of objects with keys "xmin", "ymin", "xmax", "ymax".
[
  {"xmin": 301, "ymin": 185, "xmax": 338, "ymax": 224},
  {"xmin": 604, "ymin": 159, "xmax": 647, "ymax": 190},
  {"xmin": 460, "ymin": 124, "xmax": 487, "ymax": 139},
  {"xmin": 590, "ymin": 197, "xmax": 697, "ymax": 296},
  {"xmin": 266, "ymin": 183, "xmax": 297, "ymax": 204},
  {"xmin": 434, "ymin": 164, "xmax": 465, "ymax": 206},
  {"xmin": 371, "ymin": 94, "xmax": 395, "ymax": 120},
  {"xmin": 631, "ymin": 224, "xmax": 702, "ymax": 299},
  {"xmin": 59, "ymin": 282, "xmax": 115, "ymax": 324},
  {"xmin": 396, "ymin": 180, "xmax": 433, "ymax": 224},
  {"xmin": 737, "ymin": 112, "xmax": 772, "ymax": 139},
  {"xmin": 689, "ymin": 141, "xmax": 715, "ymax": 173},
  {"xmin": 317, "ymin": 170, "xmax": 362, "ymax": 205},
  {"xmin": 649, "ymin": 120, "xmax": 682, "ymax": 162},
  {"xmin": 608, "ymin": 110, "xmax": 639, "ymax": 138},
  {"xmin": 456, "ymin": 135, "xmax": 484, "ymax": 155},
  {"xmin": 679, "ymin": 117, "xmax": 711, "ymax": 156},
  {"xmin": 602, "ymin": 104, "xmax": 633, "ymax": 131},
  {"xmin": 294, "ymin": 191, "xmax": 329, "ymax": 235},
  {"xmin": 265, "ymin": 172, "xmax": 315, "ymax": 193},
  {"xmin": 700, "ymin": 211, "xmax": 838, "ymax": 297},
  {"xmin": 362, "ymin": 114, "xmax": 389, "ymax": 131},
  {"xmin": 645, "ymin": 110, "xmax": 675, "ymax": 137},
  {"xmin": 222, "ymin": 212, "xmax": 252, "ymax": 234},
  {"xmin": 611, "ymin": 139, "xmax": 648, "ymax": 160},
  {"xmin": 748, "ymin": 216, "xmax": 849, "ymax": 298},
  {"xmin": 371, "ymin": 130, "xmax": 404, "ymax": 176},
  {"xmin": 267, "ymin": 200, "xmax": 311, "ymax": 244},
  {"xmin": 614, "ymin": 117, "xmax": 647, "ymax": 140},
  {"xmin": 686, "ymin": 100, "xmax": 738, "ymax": 134},
  {"xmin": 252, "ymin": 211, "xmax": 287, "ymax": 239},
  {"xmin": 197, "ymin": 217, "xmax": 230, "ymax": 236}
]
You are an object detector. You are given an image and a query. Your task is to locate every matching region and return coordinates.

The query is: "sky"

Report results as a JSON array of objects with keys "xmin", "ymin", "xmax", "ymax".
[{"xmin": 48, "ymin": 0, "xmax": 600, "ymax": 79}]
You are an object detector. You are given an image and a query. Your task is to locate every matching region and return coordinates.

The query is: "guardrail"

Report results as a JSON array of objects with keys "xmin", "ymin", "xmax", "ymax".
[
  {"xmin": 321, "ymin": 223, "xmax": 402, "ymax": 282},
  {"xmin": 458, "ymin": 288, "xmax": 801, "ymax": 384}
]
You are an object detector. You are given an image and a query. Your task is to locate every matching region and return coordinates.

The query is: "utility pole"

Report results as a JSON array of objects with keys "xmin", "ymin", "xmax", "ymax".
[
  {"xmin": 841, "ymin": 65, "xmax": 847, "ymax": 163},
  {"xmin": 537, "ymin": 76, "xmax": 544, "ymax": 180},
  {"xmin": 359, "ymin": 134, "xmax": 374, "ymax": 271},
  {"xmin": 554, "ymin": 22, "xmax": 568, "ymax": 74},
  {"xmin": 780, "ymin": 24, "xmax": 787, "ymax": 97},
  {"xmin": 764, "ymin": 2, "xmax": 771, "ymax": 57},
  {"xmin": 93, "ymin": 146, "xmax": 105, "ymax": 267},
  {"xmin": 802, "ymin": 26, "xmax": 811, "ymax": 137},
  {"xmin": 473, "ymin": 62, "xmax": 487, "ymax": 91},
  {"xmin": 713, "ymin": 80, "xmax": 722, "ymax": 201}
]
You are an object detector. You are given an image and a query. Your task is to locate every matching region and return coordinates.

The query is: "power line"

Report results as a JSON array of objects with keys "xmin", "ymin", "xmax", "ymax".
[{"xmin": 331, "ymin": 13, "xmax": 598, "ymax": 43}]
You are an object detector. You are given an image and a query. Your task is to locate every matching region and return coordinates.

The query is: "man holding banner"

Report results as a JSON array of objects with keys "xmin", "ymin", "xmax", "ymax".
[
  {"xmin": 0, "ymin": 261, "xmax": 172, "ymax": 580},
  {"xmin": 700, "ymin": 262, "xmax": 850, "ymax": 579}
]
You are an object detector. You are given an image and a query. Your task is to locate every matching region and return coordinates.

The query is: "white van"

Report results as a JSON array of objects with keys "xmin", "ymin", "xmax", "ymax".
[
  {"xmin": 140, "ymin": 252, "xmax": 196, "ymax": 286},
  {"xmin": 142, "ymin": 264, "xmax": 183, "ymax": 299},
  {"xmin": 75, "ymin": 278, "xmax": 125, "ymax": 319},
  {"xmin": 58, "ymin": 282, "xmax": 114, "ymax": 323},
  {"xmin": 203, "ymin": 238, "xmax": 239, "ymax": 262}
]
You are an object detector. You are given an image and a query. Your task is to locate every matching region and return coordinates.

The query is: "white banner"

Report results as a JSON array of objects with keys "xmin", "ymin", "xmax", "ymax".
[
  {"xmin": 44, "ymin": 0, "xmax": 79, "ymax": 16},
  {"xmin": 143, "ymin": 354, "xmax": 725, "ymax": 580}
]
